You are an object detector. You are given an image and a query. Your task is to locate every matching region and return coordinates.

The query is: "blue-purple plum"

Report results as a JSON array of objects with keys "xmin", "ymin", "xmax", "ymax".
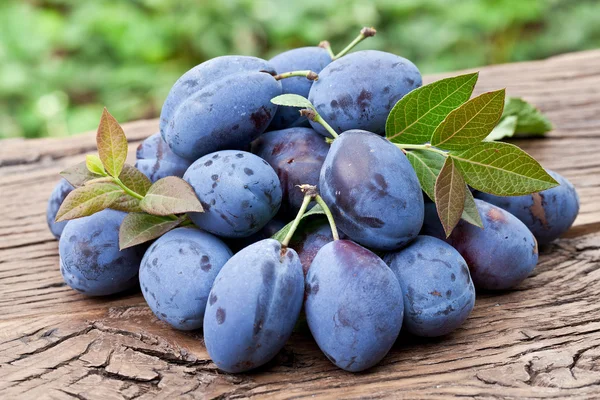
[
  {"xmin": 319, "ymin": 130, "xmax": 424, "ymax": 251},
  {"xmin": 135, "ymin": 132, "xmax": 192, "ymax": 182},
  {"xmin": 308, "ymin": 50, "xmax": 422, "ymax": 137},
  {"xmin": 384, "ymin": 236, "xmax": 475, "ymax": 337},
  {"xmin": 475, "ymin": 170, "xmax": 579, "ymax": 244},
  {"xmin": 160, "ymin": 56, "xmax": 281, "ymax": 161},
  {"xmin": 288, "ymin": 219, "xmax": 342, "ymax": 275},
  {"xmin": 305, "ymin": 240, "xmax": 403, "ymax": 372},
  {"xmin": 46, "ymin": 178, "xmax": 74, "ymax": 239},
  {"xmin": 184, "ymin": 150, "xmax": 282, "ymax": 238},
  {"xmin": 59, "ymin": 209, "xmax": 145, "ymax": 296},
  {"xmin": 421, "ymin": 200, "xmax": 538, "ymax": 290},
  {"xmin": 251, "ymin": 127, "xmax": 329, "ymax": 217},
  {"xmin": 268, "ymin": 47, "xmax": 332, "ymax": 130},
  {"xmin": 225, "ymin": 219, "xmax": 286, "ymax": 253},
  {"xmin": 139, "ymin": 227, "xmax": 232, "ymax": 330},
  {"xmin": 203, "ymin": 239, "xmax": 304, "ymax": 373}
]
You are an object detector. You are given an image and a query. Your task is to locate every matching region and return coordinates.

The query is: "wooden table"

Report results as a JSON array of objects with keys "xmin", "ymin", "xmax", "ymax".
[{"xmin": 1, "ymin": 50, "xmax": 599, "ymax": 400}]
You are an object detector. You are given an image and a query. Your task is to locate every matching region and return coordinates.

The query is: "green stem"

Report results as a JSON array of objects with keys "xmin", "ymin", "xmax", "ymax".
[
  {"xmin": 300, "ymin": 109, "xmax": 339, "ymax": 139},
  {"xmin": 332, "ymin": 27, "xmax": 377, "ymax": 60},
  {"xmin": 319, "ymin": 40, "xmax": 335, "ymax": 59},
  {"xmin": 273, "ymin": 70, "xmax": 318, "ymax": 81},
  {"xmin": 394, "ymin": 143, "xmax": 448, "ymax": 156},
  {"xmin": 281, "ymin": 194, "xmax": 313, "ymax": 248},
  {"xmin": 114, "ymin": 177, "xmax": 144, "ymax": 200},
  {"xmin": 314, "ymin": 195, "xmax": 340, "ymax": 241}
]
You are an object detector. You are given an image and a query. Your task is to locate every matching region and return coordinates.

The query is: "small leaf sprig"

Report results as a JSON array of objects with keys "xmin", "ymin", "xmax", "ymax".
[
  {"xmin": 271, "ymin": 72, "xmax": 558, "ymax": 238},
  {"xmin": 56, "ymin": 108, "xmax": 204, "ymax": 249}
]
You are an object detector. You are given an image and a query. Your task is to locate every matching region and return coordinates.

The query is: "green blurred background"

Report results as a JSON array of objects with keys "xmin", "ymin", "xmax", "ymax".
[{"xmin": 1, "ymin": 0, "xmax": 599, "ymax": 139}]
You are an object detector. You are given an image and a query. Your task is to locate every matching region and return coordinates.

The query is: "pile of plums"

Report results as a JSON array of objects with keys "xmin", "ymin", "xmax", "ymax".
[{"xmin": 48, "ymin": 38, "xmax": 579, "ymax": 373}]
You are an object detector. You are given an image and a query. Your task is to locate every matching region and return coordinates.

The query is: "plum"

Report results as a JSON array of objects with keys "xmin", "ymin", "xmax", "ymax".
[
  {"xmin": 251, "ymin": 127, "xmax": 329, "ymax": 217},
  {"xmin": 421, "ymin": 200, "xmax": 538, "ymax": 290},
  {"xmin": 46, "ymin": 178, "xmax": 74, "ymax": 239},
  {"xmin": 319, "ymin": 130, "xmax": 424, "ymax": 251},
  {"xmin": 160, "ymin": 56, "xmax": 281, "ymax": 161},
  {"xmin": 135, "ymin": 132, "xmax": 192, "ymax": 182},
  {"xmin": 288, "ymin": 219, "xmax": 342, "ymax": 275},
  {"xmin": 225, "ymin": 219, "xmax": 286, "ymax": 253},
  {"xmin": 268, "ymin": 47, "xmax": 332, "ymax": 130},
  {"xmin": 139, "ymin": 227, "xmax": 232, "ymax": 330},
  {"xmin": 203, "ymin": 239, "xmax": 304, "ymax": 373},
  {"xmin": 308, "ymin": 50, "xmax": 421, "ymax": 137},
  {"xmin": 384, "ymin": 235, "xmax": 475, "ymax": 337},
  {"xmin": 184, "ymin": 150, "xmax": 282, "ymax": 238},
  {"xmin": 305, "ymin": 240, "xmax": 403, "ymax": 372},
  {"xmin": 59, "ymin": 209, "xmax": 145, "ymax": 296},
  {"xmin": 475, "ymin": 169, "xmax": 579, "ymax": 244}
]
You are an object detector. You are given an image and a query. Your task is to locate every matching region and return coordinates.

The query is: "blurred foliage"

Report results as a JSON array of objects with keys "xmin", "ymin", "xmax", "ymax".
[{"xmin": 1, "ymin": 0, "xmax": 599, "ymax": 139}]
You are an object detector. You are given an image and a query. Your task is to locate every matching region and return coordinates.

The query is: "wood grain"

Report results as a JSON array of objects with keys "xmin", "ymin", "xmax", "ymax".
[{"xmin": 1, "ymin": 50, "xmax": 599, "ymax": 399}]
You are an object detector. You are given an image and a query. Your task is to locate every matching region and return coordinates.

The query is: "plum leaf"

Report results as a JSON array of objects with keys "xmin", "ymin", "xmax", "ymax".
[
  {"xmin": 503, "ymin": 97, "xmax": 553, "ymax": 134},
  {"xmin": 405, "ymin": 150, "xmax": 445, "ymax": 202},
  {"xmin": 486, "ymin": 115, "xmax": 518, "ymax": 141},
  {"xmin": 110, "ymin": 193, "xmax": 143, "ymax": 213},
  {"xmin": 451, "ymin": 142, "xmax": 559, "ymax": 195},
  {"xmin": 272, "ymin": 203, "xmax": 324, "ymax": 242},
  {"xmin": 96, "ymin": 108, "xmax": 128, "ymax": 178},
  {"xmin": 386, "ymin": 72, "xmax": 478, "ymax": 144},
  {"xmin": 435, "ymin": 157, "xmax": 466, "ymax": 237},
  {"xmin": 119, "ymin": 163, "xmax": 152, "ymax": 196},
  {"xmin": 271, "ymin": 94, "xmax": 316, "ymax": 110},
  {"xmin": 461, "ymin": 188, "xmax": 483, "ymax": 228},
  {"xmin": 55, "ymin": 182, "xmax": 123, "ymax": 222},
  {"xmin": 60, "ymin": 161, "xmax": 101, "ymax": 187},
  {"xmin": 119, "ymin": 213, "xmax": 184, "ymax": 249},
  {"xmin": 85, "ymin": 154, "xmax": 106, "ymax": 176},
  {"xmin": 431, "ymin": 89, "xmax": 506, "ymax": 150},
  {"xmin": 140, "ymin": 176, "xmax": 203, "ymax": 216}
]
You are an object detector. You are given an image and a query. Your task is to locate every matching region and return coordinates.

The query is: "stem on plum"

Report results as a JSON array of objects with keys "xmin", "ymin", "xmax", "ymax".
[
  {"xmin": 394, "ymin": 143, "xmax": 448, "ymax": 157},
  {"xmin": 281, "ymin": 193, "xmax": 313, "ymax": 248},
  {"xmin": 332, "ymin": 27, "xmax": 377, "ymax": 60},
  {"xmin": 299, "ymin": 109, "xmax": 339, "ymax": 139},
  {"xmin": 273, "ymin": 70, "xmax": 318, "ymax": 81},
  {"xmin": 314, "ymin": 195, "xmax": 340, "ymax": 241},
  {"xmin": 319, "ymin": 40, "xmax": 335, "ymax": 59}
]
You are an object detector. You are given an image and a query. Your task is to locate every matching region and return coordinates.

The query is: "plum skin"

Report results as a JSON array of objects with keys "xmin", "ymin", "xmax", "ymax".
[
  {"xmin": 252, "ymin": 127, "xmax": 329, "ymax": 218},
  {"xmin": 475, "ymin": 169, "xmax": 579, "ymax": 244},
  {"xmin": 308, "ymin": 50, "xmax": 422, "ymax": 137},
  {"xmin": 59, "ymin": 209, "xmax": 145, "ymax": 296},
  {"xmin": 384, "ymin": 235, "xmax": 476, "ymax": 337},
  {"xmin": 319, "ymin": 130, "xmax": 424, "ymax": 251},
  {"xmin": 421, "ymin": 199, "xmax": 539, "ymax": 290},
  {"xmin": 160, "ymin": 56, "xmax": 280, "ymax": 161},
  {"xmin": 46, "ymin": 178, "xmax": 74, "ymax": 239},
  {"xmin": 305, "ymin": 240, "xmax": 403, "ymax": 372},
  {"xmin": 288, "ymin": 219, "xmax": 343, "ymax": 276},
  {"xmin": 184, "ymin": 150, "xmax": 282, "ymax": 238},
  {"xmin": 135, "ymin": 132, "xmax": 192, "ymax": 182},
  {"xmin": 139, "ymin": 227, "xmax": 232, "ymax": 330},
  {"xmin": 268, "ymin": 47, "xmax": 332, "ymax": 130},
  {"xmin": 203, "ymin": 239, "xmax": 304, "ymax": 373}
]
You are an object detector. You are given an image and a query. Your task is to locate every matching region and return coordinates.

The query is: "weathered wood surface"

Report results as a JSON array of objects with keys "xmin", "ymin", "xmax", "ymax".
[{"xmin": 1, "ymin": 50, "xmax": 599, "ymax": 400}]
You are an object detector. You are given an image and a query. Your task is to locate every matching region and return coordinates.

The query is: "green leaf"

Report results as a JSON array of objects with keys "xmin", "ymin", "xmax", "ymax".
[
  {"xmin": 461, "ymin": 188, "xmax": 483, "ymax": 228},
  {"xmin": 119, "ymin": 164, "xmax": 152, "ymax": 196},
  {"xmin": 140, "ymin": 176, "xmax": 204, "ymax": 216},
  {"xmin": 435, "ymin": 157, "xmax": 466, "ymax": 237},
  {"xmin": 85, "ymin": 154, "xmax": 106, "ymax": 176},
  {"xmin": 271, "ymin": 203, "xmax": 324, "ymax": 242},
  {"xmin": 110, "ymin": 193, "xmax": 142, "ymax": 213},
  {"xmin": 60, "ymin": 161, "xmax": 101, "ymax": 187},
  {"xmin": 96, "ymin": 108, "xmax": 128, "ymax": 178},
  {"xmin": 55, "ymin": 182, "xmax": 124, "ymax": 222},
  {"xmin": 486, "ymin": 115, "xmax": 518, "ymax": 141},
  {"xmin": 503, "ymin": 97, "xmax": 553, "ymax": 135},
  {"xmin": 270, "ymin": 94, "xmax": 315, "ymax": 110},
  {"xmin": 386, "ymin": 72, "xmax": 478, "ymax": 144},
  {"xmin": 431, "ymin": 89, "xmax": 506, "ymax": 150},
  {"xmin": 119, "ymin": 213, "xmax": 184, "ymax": 250},
  {"xmin": 405, "ymin": 150, "xmax": 446, "ymax": 201},
  {"xmin": 451, "ymin": 142, "xmax": 559, "ymax": 196}
]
